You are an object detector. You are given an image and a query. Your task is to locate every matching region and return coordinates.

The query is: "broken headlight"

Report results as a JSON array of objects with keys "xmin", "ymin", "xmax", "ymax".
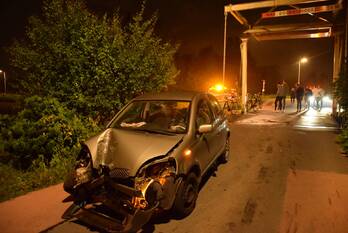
[
  {"xmin": 133, "ymin": 159, "xmax": 176, "ymax": 210},
  {"xmin": 74, "ymin": 146, "xmax": 93, "ymax": 186}
]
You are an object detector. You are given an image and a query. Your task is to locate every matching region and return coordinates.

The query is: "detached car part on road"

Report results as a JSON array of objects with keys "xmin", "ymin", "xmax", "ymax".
[{"xmin": 62, "ymin": 91, "xmax": 230, "ymax": 232}]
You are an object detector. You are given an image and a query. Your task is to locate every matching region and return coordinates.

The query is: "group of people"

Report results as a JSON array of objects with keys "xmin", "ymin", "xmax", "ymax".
[{"xmin": 275, "ymin": 80, "xmax": 325, "ymax": 112}]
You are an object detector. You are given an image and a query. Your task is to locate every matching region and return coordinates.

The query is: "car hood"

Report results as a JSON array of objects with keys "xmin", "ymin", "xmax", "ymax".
[{"xmin": 84, "ymin": 128, "xmax": 183, "ymax": 176}]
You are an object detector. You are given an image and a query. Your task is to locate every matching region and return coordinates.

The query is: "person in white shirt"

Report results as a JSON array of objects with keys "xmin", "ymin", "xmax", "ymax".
[{"xmin": 312, "ymin": 85, "xmax": 324, "ymax": 111}]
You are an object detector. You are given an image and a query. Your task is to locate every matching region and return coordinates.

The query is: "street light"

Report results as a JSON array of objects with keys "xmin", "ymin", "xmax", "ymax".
[{"xmin": 297, "ymin": 57, "xmax": 308, "ymax": 84}]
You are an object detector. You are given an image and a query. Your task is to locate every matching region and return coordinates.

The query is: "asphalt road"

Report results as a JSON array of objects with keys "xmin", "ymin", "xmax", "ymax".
[{"xmin": 47, "ymin": 102, "xmax": 348, "ymax": 233}]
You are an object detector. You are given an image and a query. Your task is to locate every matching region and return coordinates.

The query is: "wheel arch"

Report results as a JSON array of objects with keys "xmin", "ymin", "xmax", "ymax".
[{"xmin": 187, "ymin": 164, "xmax": 201, "ymax": 178}]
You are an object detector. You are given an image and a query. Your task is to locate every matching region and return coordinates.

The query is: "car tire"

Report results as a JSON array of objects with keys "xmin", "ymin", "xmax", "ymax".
[
  {"xmin": 172, "ymin": 172, "xmax": 199, "ymax": 218},
  {"xmin": 219, "ymin": 136, "xmax": 230, "ymax": 164}
]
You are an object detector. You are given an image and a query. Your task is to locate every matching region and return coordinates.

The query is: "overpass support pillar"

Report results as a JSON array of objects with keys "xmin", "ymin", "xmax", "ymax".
[{"xmin": 240, "ymin": 37, "xmax": 248, "ymax": 113}]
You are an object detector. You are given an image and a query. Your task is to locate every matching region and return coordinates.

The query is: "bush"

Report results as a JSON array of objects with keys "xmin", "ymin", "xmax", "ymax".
[
  {"xmin": 0, "ymin": 94, "xmax": 24, "ymax": 115},
  {"xmin": 0, "ymin": 163, "xmax": 28, "ymax": 201},
  {"xmin": 0, "ymin": 94, "xmax": 24, "ymax": 102},
  {"xmin": 337, "ymin": 128, "xmax": 348, "ymax": 154},
  {"xmin": 1, "ymin": 95, "xmax": 99, "ymax": 169},
  {"xmin": 0, "ymin": 95, "xmax": 99, "ymax": 201},
  {"xmin": 334, "ymin": 64, "xmax": 348, "ymax": 154},
  {"xmin": 0, "ymin": 154, "xmax": 76, "ymax": 202}
]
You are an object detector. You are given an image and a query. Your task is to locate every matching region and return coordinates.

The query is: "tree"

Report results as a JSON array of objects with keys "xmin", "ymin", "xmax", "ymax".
[
  {"xmin": 334, "ymin": 63, "xmax": 348, "ymax": 153},
  {"xmin": 8, "ymin": 0, "xmax": 178, "ymax": 123}
]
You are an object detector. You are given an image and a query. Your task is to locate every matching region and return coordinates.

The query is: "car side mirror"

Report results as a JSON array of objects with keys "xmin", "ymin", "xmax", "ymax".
[{"xmin": 198, "ymin": 124, "xmax": 212, "ymax": 134}]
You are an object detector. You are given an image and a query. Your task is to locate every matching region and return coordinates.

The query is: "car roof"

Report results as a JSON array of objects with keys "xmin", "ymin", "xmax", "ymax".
[{"xmin": 133, "ymin": 91, "xmax": 204, "ymax": 101}]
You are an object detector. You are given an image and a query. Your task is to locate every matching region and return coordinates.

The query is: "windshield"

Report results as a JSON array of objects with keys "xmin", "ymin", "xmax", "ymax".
[{"xmin": 110, "ymin": 100, "xmax": 191, "ymax": 134}]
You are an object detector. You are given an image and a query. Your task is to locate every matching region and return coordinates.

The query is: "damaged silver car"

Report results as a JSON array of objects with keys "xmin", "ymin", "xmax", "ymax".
[{"xmin": 62, "ymin": 91, "xmax": 230, "ymax": 232}]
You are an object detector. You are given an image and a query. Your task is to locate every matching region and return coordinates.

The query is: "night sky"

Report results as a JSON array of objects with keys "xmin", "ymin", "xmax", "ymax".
[{"xmin": 0, "ymin": 0, "xmax": 343, "ymax": 93}]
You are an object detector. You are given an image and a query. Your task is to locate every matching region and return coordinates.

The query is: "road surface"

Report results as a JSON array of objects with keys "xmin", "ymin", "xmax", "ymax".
[{"xmin": 44, "ymin": 101, "xmax": 348, "ymax": 233}]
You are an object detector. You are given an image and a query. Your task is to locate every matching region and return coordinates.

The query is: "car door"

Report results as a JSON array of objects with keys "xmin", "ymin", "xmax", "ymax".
[
  {"xmin": 192, "ymin": 98, "xmax": 219, "ymax": 173},
  {"xmin": 208, "ymin": 94, "xmax": 227, "ymax": 156}
]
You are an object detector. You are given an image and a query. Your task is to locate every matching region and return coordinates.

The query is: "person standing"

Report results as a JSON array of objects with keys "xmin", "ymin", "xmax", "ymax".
[
  {"xmin": 312, "ymin": 85, "xmax": 324, "ymax": 111},
  {"xmin": 274, "ymin": 81, "xmax": 282, "ymax": 112},
  {"xmin": 304, "ymin": 86, "xmax": 313, "ymax": 109},
  {"xmin": 290, "ymin": 86, "xmax": 296, "ymax": 104},
  {"xmin": 295, "ymin": 83, "xmax": 305, "ymax": 112},
  {"xmin": 280, "ymin": 80, "xmax": 289, "ymax": 112}
]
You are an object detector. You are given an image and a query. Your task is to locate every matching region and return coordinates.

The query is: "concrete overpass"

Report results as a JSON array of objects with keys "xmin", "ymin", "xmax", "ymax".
[{"xmin": 222, "ymin": 0, "xmax": 347, "ymax": 113}]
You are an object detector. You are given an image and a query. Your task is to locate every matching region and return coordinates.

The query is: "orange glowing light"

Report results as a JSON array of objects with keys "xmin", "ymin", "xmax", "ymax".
[
  {"xmin": 209, "ymin": 83, "xmax": 228, "ymax": 93},
  {"xmin": 215, "ymin": 84, "xmax": 224, "ymax": 91},
  {"xmin": 183, "ymin": 149, "xmax": 192, "ymax": 157}
]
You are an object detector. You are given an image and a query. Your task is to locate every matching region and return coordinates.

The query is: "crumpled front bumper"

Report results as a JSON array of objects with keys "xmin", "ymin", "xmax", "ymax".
[
  {"xmin": 62, "ymin": 175, "xmax": 156, "ymax": 233},
  {"xmin": 74, "ymin": 203, "xmax": 155, "ymax": 233}
]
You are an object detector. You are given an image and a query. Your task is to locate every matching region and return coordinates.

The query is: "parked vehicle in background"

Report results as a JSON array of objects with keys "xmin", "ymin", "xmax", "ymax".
[{"xmin": 62, "ymin": 91, "xmax": 230, "ymax": 233}]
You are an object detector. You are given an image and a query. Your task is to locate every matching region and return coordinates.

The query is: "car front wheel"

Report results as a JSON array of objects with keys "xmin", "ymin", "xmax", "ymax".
[{"xmin": 172, "ymin": 172, "xmax": 199, "ymax": 218}]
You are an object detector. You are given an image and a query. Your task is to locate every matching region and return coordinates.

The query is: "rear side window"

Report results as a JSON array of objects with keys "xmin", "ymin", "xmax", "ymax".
[
  {"xmin": 208, "ymin": 95, "xmax": 223, "ymax": 117},
  {"xmin": 196, "ymin": 100, "xmax": 214, "ymax": 127}
]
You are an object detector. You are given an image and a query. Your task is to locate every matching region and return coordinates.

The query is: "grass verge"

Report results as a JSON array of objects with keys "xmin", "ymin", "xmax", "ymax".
[{"xmin": 0, "ymin": 156, "xmax": 74, "ymax": 202}]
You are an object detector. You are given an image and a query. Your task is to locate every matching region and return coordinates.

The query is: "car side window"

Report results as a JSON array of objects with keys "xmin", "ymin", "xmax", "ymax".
[
  {"xmin": 208, "ymin": 95, "xmax": 223, "ymax": 117},
  {"xmin": 196, "ymin": 100, "xmax": 214, "ymax": 128}
]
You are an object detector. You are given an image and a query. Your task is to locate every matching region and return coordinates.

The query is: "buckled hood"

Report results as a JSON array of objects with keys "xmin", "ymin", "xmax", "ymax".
[{"xmin": 84, "ymin": 128, "xmax": 183, "ymax": 176}]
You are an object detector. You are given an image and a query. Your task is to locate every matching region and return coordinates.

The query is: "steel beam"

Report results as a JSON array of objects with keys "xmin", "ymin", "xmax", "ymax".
[
  {"xmin": 244, "ymin": 22, "xmax": 332, "ymax": 40},
  {"xmin": 230, "ymin": 10, "xmax": 249, "ymax": 26},
  {"xmin": 262, "ymin": 3, "xmax": 342, "ymax": 18},
  {"xmin": 252, "ymin": 31, "xmax": 331, "ymax": 40},
  {"xmin": 288, "ymin": 4, "xmax": 332, "ymax": 23},
  {"xmin": 243, "ymin": 22, "xmax": 332, "ymax": 34},
  {"xmin": 225, "ymin": 0, "xmax": 331, "ymax": 12}
]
